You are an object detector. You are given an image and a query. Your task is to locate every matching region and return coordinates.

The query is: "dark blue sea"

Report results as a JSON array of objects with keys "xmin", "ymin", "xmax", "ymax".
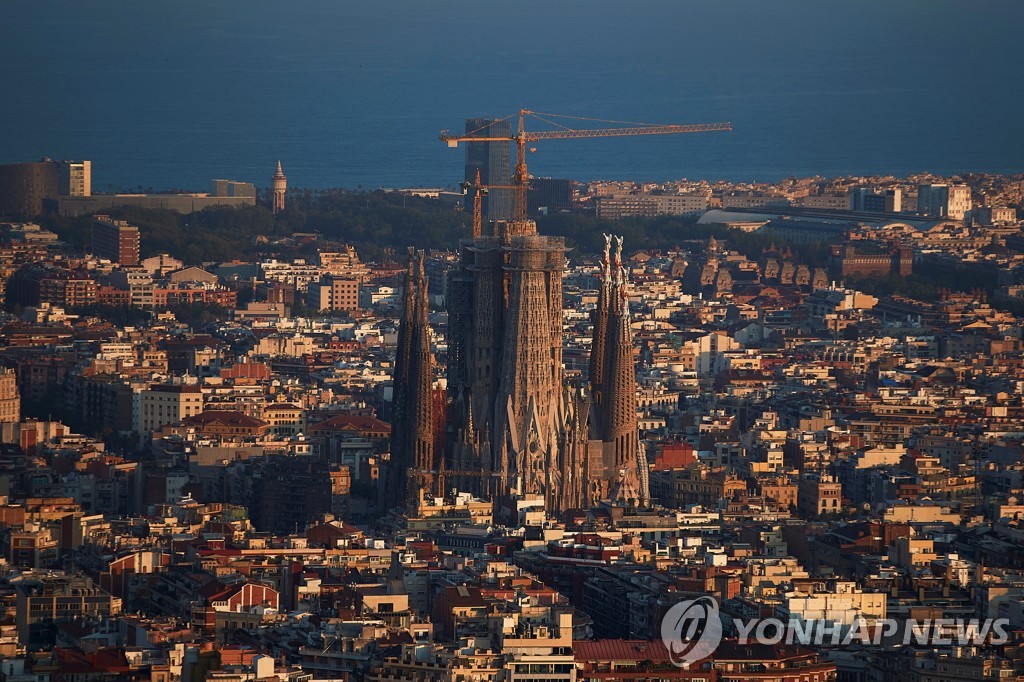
[{"xmin": 3, "ymin": 0, "xmax": 1023, "ymax": 192}]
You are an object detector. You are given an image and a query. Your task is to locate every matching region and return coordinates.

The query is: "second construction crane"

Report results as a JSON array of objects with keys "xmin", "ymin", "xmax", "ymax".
[
  {"xmin": 459, "ymin": 168, "xmax": 516, "ymax": 239},
  {"xmin": 442, "ymin": 108, "xmax": 732, "ymax": 226}
]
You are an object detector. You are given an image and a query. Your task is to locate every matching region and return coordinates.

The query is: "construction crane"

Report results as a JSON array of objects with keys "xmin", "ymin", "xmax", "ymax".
[
  {"xmin": 415, "ymin": 465, "xmax": 499, "ymax": 502},
  {"xmin": 441, "ymin": 108, "xmax": 732, "ymax": 224},
  {"xmin": 460, "ymin": 168, "xmax": 520, "ymax": 238},
  {"xmin": 462, "ymin": 169, "xmax": 486, "ymax": 238}
]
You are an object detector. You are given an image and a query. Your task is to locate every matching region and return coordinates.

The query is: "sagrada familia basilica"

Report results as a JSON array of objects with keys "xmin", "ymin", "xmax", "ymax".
[{"xmin": 388, "ymin": 217, "xmax": 648, "ymax": 517}]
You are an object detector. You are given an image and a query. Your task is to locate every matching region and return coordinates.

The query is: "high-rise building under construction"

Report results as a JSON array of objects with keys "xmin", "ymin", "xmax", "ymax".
[{"xmin": 464, "ymin": 118, "xmax": 513, "ymax": 221}]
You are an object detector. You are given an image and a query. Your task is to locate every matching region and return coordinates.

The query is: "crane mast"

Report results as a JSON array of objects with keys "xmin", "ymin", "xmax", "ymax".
[
  {"xmin": 441, "ymin": 108, "xmax": 732, "ymax": 224},
  {"xmin": 460, "ymin": 168, "xmax": 518, "ymax": 238},
  {"xmin": 513, "ymin": 108, "xmax": 528, "ymax": 224}
]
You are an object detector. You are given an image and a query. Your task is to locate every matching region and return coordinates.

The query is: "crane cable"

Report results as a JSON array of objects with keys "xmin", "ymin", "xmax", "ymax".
[
  {"xmin": 525, "ymin": 109, "xmax": 668, "ymax": 128},
  {"xmin": 525, "ymin": 111, "xmax": 578, "ymax": 133},
  {"xmin": 462, "ymin": 111, "xmax": 519, "ymax": 139},
  {"xmin": 463, "ymin": 110, "xmax": 683, "ymax": 139}
]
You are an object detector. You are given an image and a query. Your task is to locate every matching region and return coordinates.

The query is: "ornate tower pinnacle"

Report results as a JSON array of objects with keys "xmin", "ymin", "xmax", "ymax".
[
  {"xmin": 272, "ymin": 161, "xmax": 287, "ymax": 214},
  {"xmin": 414, "ymin": 252, "xmax": 429, "ymax": 326}
]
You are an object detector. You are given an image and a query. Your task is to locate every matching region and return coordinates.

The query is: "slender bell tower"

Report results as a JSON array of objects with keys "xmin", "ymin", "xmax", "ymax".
[
  {"xmin": 602, "ymin": 236, "xmax": 647, "ymax": 505},
  {"xmin": 408, "ymin": 252, "xmax": 436, "ymax": 510},
  {"xmin": 272, "ymin": 161, "xmax": 287, "ymax": 213},
  {"xmin": 387, "ymin": 250, "xmax": 438, "ymax": 513},
  {"xmin": 385, "ymin": 250, "xmax": 417, "ymax": 511}
]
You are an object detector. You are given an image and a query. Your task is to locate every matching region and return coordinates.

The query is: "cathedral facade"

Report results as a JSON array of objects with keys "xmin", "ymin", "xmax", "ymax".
[{"xmin": 390, "ymin": 220, "xmax": 648, "ymax": 516}]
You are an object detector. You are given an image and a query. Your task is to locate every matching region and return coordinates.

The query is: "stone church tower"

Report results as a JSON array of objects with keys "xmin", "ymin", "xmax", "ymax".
[
  {"xmin": 446, "ymin": 218, "xmax": 569, "ymax": 511},
  {"xmin": 387, "ymin": 249, "xmax": 436, "ymax": 512},
  {"xmin": 587, "ymin": 235, "xmax": 649, "ymax": 507}
]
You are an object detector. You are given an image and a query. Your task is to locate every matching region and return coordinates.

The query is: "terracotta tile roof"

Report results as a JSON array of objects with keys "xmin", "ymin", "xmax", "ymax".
[
  {"xmin": 574, "ymin": 639, "xmax": 674, "ymax": 662},
  {"xmin": 310, "ymin": 415, "xmax": 390, "ymax": 433},
  {"xmin": 713, "ymin": 641, "xmax": 818, "ymax": 661},
  {"xmin": 54, "ymin": 648, "xmax": 132, "ymax": 673},
  {"xmin": 183, "ymin": 410, "xmax": 268, "ymax": 428}
]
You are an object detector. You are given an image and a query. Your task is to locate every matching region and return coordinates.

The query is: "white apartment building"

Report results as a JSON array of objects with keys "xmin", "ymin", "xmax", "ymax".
[{"xmin": 136, "ymin": 383, "xmax": 204, "ymax": 437}]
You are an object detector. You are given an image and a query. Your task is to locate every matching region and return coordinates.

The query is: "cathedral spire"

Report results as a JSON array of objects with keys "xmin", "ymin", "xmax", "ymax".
[
  {"xmin": 407, "ymin": 251, "xmax": 436, "ymax": 511},
  {"xmin": 386, "ymin": 249, "xmax": 417, "ymax": 511},
  {"xmin": 603, "ymin": 236, "xmax": 632, "ymax": 441},
  {"xmin": 603, "ymin": 235, "xmax": 645, "ymax": 507},
  {"xmin": 588, "ymin": 234, "xmax": 613, "ymax": 408},
  {"xmin": 414, "ymin": 251, "xmax": 428, "ymax": 325},
  {"xmin": 401, "ymin": 247, "xmax": 416, "ymax": 330}
]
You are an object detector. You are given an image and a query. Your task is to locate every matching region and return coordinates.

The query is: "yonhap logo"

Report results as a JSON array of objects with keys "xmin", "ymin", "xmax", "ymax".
[
  {"xmin": 660, "ymin": 596, "xmax": 723, "ymax": 667},
  {"xmin": 660, "ymin": 596, "xmax": 1010, "ymax": 666}
]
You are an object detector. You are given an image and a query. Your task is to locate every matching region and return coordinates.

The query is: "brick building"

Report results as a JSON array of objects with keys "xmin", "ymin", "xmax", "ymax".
[
  {"xmin": 829, "ymin": 244, "xmax": 912, "ymax": 278},
  {"xmin": 307, "ymin": 274, "xmax": 360, "ymax": 312},
  {"xmin": 91, "ymin": 215, "xmax": 140, "ymax": 266},
  {"xmin": 5, "ymin": 265, "xmax": 97, "ymax": 308}
]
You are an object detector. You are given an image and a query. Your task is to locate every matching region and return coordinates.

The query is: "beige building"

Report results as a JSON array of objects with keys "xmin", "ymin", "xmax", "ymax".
[
  {"xmin": 853, "ymin": 444, "xmax": 906, "ymax": 468},
  {"xmin": 918, "ymin": 183, "xmax": 971, "ymax": 221},
  {"xmin": 140, "ymin": 254, "xmax": 185, "ymax": 276},
  {"xmin": 307, "ymin": 275, "xmax": 360, "ymax": 312},
  {"xmin": 722, "ymin": 192, "xmax": 787, "ymax": 209},
  {"xmin": 0, "ymin": 369, "xmax": 20, "ymax": 423},
  {"xmin": 779, "ymin": 580, "xmax": 886, "ymax": 627},
  {"xmin": 319, "ymin": 247, "xmax": 368, "ymax": 280},
  {"xmin": 596, "ymin": 192, "xmax": 709, "ymax": 219},
  {"xmin": 137, "ymin": 383, "xmax": 204, "ymax": 437},
  {"xmin": 262, "ymin": 403, "xmax": 306, "ymax": 437},
  {"xmin": 58, "ymin": 160, "xmax": 91, "ymax": 197},
  {"xmin": 744, "ymin": 558, "xmax": 810, "ymax": 598},
  {"xmin": 797, "ymin": 474, "xmax": 843, "ymax": 516},
  {"xmin": 892, "ymin": 536, "xmax": 937, "ymax": 570},
  {"xmin": 496, "ymin": 611, "xmax": 576, "ymax": 682},
  {"xmin": 14, "ymin": 572, "xmax": 118, "ymax": 646},
  {"xmin": 883, "ymin": 502, "xmax": 960, "ymax": 524},
  {"xmin": 905, "ymin": 652, "xmax": 1017, "ymax": 682}
]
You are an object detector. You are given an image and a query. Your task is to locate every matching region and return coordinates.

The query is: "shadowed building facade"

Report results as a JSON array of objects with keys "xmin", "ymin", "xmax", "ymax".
[
  {"xmin": 387, "ymin": 250, "xmax": 437, "ymax": 512},
  {"xmin": 0, "ymin": 162, "xmax": 59, "ymax": 217}
]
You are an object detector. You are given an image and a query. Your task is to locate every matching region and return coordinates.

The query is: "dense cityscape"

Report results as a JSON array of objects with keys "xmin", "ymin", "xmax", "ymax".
[{"xmin": 0, "ymin": 138, "xmax": 1023, "ymax": 682}]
